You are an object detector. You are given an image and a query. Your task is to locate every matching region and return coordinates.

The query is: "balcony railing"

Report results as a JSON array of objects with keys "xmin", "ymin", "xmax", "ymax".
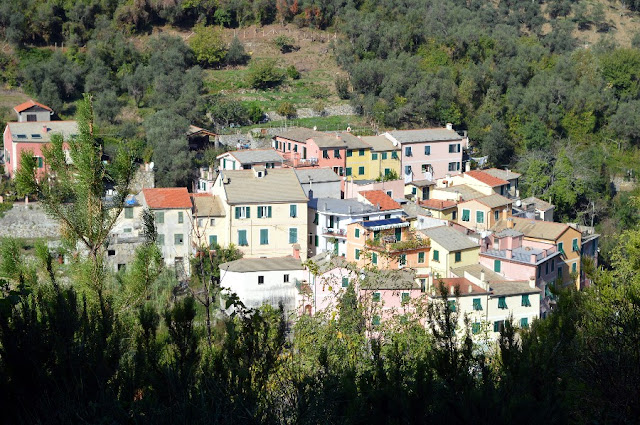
[{"xmin": 323, "ymin": 228, "xmax": 346, "ymax": 237}]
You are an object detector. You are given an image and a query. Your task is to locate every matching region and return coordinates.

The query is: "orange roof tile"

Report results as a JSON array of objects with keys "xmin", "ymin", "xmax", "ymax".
[
  {"xmin": 143, "ymin": 188, "xmax": 192, "ymax": 209},
  {"xmin": 465, "ymin": 170, "xmax": 509, "ymax": 187},
  {"xmin": 359, "ymin": 190, "xmax": 401, "ymax": 211},
  {"xmin": 14, "ymin": 100, "xmax": 53, "ymax": 113},
  {"xmin": 419, "ymin": 199, "xmax": 458, "ymax": 210}
]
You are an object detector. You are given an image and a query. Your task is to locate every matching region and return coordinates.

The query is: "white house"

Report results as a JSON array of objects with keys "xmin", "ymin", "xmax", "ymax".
[
  {"xmin": 294, "ymin": 168, "xmax": 342, "ymax": 199},
  {"xmin": 217, "ymin": 148, "xmax": 284, "ymax": 170},
  {"xmin": 219, "ymin": 256, "xmax": 306, "ymax": 317}
]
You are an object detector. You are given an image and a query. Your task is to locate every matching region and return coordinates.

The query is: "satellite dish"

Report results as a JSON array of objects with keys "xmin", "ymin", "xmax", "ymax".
[
  {"xmin": 516, "ymin": 200, "xmax": 522, "ymax": 207},
  {"xmin": 149, "ymin": 162, "xmax": 154, "ymax": 170}
]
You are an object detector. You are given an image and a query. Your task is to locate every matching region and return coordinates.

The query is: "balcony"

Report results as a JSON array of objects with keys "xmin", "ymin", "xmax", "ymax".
[
  {"xmin": 282, "ymin": 152, "xmax": 319, "ymax": 168},
  {"xmin": 481, "ymin": 245, "xmax": 557, "ymax": 264},
  {"xmin": 323, "ymin": 227, "xmax": 347, "ymax": 238}
]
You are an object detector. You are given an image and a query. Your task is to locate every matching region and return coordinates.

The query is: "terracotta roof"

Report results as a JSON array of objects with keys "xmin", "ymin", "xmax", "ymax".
[
  {"xmin": 359, "ymin": 190, "xmax": 402, "ymax": 211},
  {"xmin": 431, "ymin": 277, "xmax": 489, "ymax": 297},
  {"xmin": 143, "ymin": 188, "xmax": 192, "ymax": 209},
  {"xmin": 465, "ymin": 170, "xmax": 509, "ymax": 187},
  {"xmin": 14, "ymin": 100, "xmax": 53, "ymax": 113},
  {"xmin": 420, "ymin": 199, "xmax": 457, "ymax": 210}
]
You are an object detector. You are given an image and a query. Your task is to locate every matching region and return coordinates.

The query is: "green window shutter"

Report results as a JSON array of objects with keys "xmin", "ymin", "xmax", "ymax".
[
  {"xmin": 412, "ymin": 187, "xmax": 417, "ymax": 195},
  {"xmin": 355, "ymin": 228, "xmax": 360, "ymax": 238},
  {"xmin": 260, "ymin": 229, "xmax": 269, "ymax": 245},
  {"xmin": 209, "ymin": 235, "xmax": 217, "ymax": 248},
  {"xmin": 473, "ymin": 298, "xmax": 482, "ymax": 311},
  {"xmin": 372, "ymin": 292, "xmax": 381, "ymax": 302},
  {"xmin": 125, "ymin": 207, "xmax": 133, "ymax": 218},
  {"xmin": 289, "ymin": 227, "xmax": 297, "ymax": 243},
  {"xmin": 392, "ymin": 151, "xmax": 398, "ymax": 159},
  {"xmin": 157, "ymin": 234, "xmax": 164, "ymax": 246},
  {"xmin": 418, "ymin": 252, "xmax": 425, "ymax": 263},
  {"xmin": 572, "ymin": 263, "xmax": 577, "ymax": 273},
  {"xmin": 334, "ymin": 242, "xmax": 339, "ymax": 255},
  {"xmin": 238, "ymin": 230, "xmax": 248, "ymax": 246},
  {"xmin": 372, "ymin": 315, "xmax": 380, "ymax": 326},
  {"xmin": 235, "ymin": 207, "xmax": 241, "ymax": 219},
  {"xmin": 494, "ymin": 260, "xmax": 501, "ymax": 273},
  {"xmin": 382, "ymin": 152, "xmax": 388, "ymax": 160},
  {"xmin": 558, "ymin": 242, "xmax": 564, "ymax": 254},
  {"xmin": 358, "ymin": 166, "xmax": 364, "ymax": 175},
  {"xmin": 472, "ymin": 322, "xmax": 481, "ymax": 334},
  {"xmin": 334, "ymin": 149, "xmax": 339, "ymax": 158},
  {"xmin": 174, "ymin": 234, "xmax": 183, "ymax": 245},
  {"xmin": 178, "ymin": 211, "xmax": 184, "ymax": 223},
  {"xmin": 155, "ymin": 211, "xmax": 164, "ymax": 224},
  {"xmin": 346, "ymin": 168, "xmax": 352, "ymax": 176},
  {"xmin": 372, "ymin": 153, "xmax": 378, "ymax": 160},
  {"xmin": 373, "ymin": 230, "xmax": 380, "ymax": 240},
  {"xmin": 462, "ymin": 209, "xmax": 470, "ymax": 222},
  {"xmin": 347, "ymin": 150, "xmax": 352, "ymax": 157},
  {"xmin": 520, "ymin": 317, "xmax": 529, "ymax": 328},
  {"xmin": 454, "ymin": 251, "xmax": 461, "ymax": 262},
  {"xmin": 476, "ymin": 211, "xmax": 484, "ymax": 223},
  {"xmin": 572, "ymin": 238, "xmax": 579, "ymax": 252},
  {"xmin": 314, "ymin": 235, "xmax": 318, "ymax": 247},
  {"xmin": 394, "ymin": 227, "xmax": 402, "ymax": 241},
  {"xmin": 290, "ymin": 204, "xmax": 297, "ymax": 217},
  {"xmin": 342, "ymin": 277, "xmax": 349, "ymax": 287},
  {"xmin": 448, "ymin": 300, "xmax": 456, "ymax": 312},
  {"xmin": 359, "ymin": 149, "xmax": 364, "ymax": 156},
  {"xmin": 401, "ymin": 292, "xmax": 410, "ymax": 303},
  {"xmin": 433, "ymin": 250, "xmax": 439, "ymax": 262},
  {"xmin": 498, "ymin": 296, "xmax": 507, "ymax": 309},
  {"xmin": 313, "ymin": 212, "xmax": 318, "ymax": 224},
  {"xmin": 246, "ymin": 207, "xmax": 250, "ymax": 218},
  {"xmin": 521, "ymin": 294, "xmax": 531, "ymax": 307},
  {"xmin": 257, "ymin": 206, "xmax": 263, "ymax": 218},
  {"xmin": 400, "ymin": 254, "xmax": 406, "ymax": 265},
  {"xmin": 494, "ymin": 321, "xmax": 503, "ymax": 333},
  {"xmin": 355, "ymin": 249, "xmax": 360, "ymax": 260},
  {"xmin": 372, "ymin": 252, "xmax": 378, "ymax": 265}
]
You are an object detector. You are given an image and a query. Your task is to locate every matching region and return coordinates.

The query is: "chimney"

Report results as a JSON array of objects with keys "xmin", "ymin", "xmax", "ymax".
[
  {"xmin": 506, "ymin": 249, "xmax": 512, "ymax": 259},
  {"xmin": 528, "ymin": 276, "xmax": 536, "ymax": 289},
  {"xmin": 293, "ymin": 244, "xmax": 301, "ymax": 259},
  {"xmin": 450, "ymin": 285, "xmax": 455, "ymax": 296},
  {"xmin": 530, "ymin": 254, "xmax": 537, "ymax": 263},
  {"xmin": 446, "ymin": 123, "xmax": 453, "ymax": 130},
  {"xmin": 502, "ymin": 209, "xmax": 509, "ymax": 221},
  {"xmin": 42, "ymin": 125, "xmax": 48, "ymax": 133},
  {"xmin": 468, "ymin": 284, "xmax": 473, "ymax": 294},
  {"xmin": 480, "ymin": 269, "xmax": 485, "ymax": 283},
  {"xmin": 507, "ymin": 218, "xmax": 514, "ymax": 229}
]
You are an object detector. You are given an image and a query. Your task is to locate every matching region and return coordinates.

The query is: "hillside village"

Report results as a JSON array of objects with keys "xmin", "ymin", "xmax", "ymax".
[{"xmin": 3, "ymin": 98, "xmax": 600, "ymax": 342}]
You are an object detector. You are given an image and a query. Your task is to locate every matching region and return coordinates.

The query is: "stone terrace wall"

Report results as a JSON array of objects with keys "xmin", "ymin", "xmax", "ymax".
[{"xmin": 0, "ymin": 202, "xmax": 60, "ymax": 239}]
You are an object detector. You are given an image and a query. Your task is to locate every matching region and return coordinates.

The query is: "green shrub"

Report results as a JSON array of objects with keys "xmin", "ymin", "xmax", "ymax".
[
  {"xmin": 286, "ymin": 65, "xmax": 301, "ymax": 79},
  {"xmin": 274, "ymin": 35, "xmax": 296, "ymax": 53},
  {"xmin": 277, "ymin": 102, "xmax": 297, "ymax": 118},
  {"xmin": 335, "ymin": 76, "xmax": 350, "ymax": 100},
  {"xmin": 247, "ymin": 59, "xmax": 285, "ymax": 90}
]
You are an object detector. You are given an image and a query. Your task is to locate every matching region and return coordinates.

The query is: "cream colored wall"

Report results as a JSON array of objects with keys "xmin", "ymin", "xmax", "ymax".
[{"xmin": 192, "ymin": 214, "xmax": 228, "ymax": 248}]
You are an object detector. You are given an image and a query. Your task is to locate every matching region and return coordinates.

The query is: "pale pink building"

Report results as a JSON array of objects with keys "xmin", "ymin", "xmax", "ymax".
[
  {"xmin": 383, "ymin": 125, "xmax": 468, "ymax": 181},
  {"xmin": 343, "ymin": 178, "xmax": 405, "ymax": 200}
]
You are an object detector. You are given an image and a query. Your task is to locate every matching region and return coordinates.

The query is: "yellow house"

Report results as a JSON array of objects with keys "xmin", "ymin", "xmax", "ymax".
[
  {"xmin": 357, "ymin": 135, "xmax": 402, "ymax": 181},
  {"xmin": 341, "ymin": 135, "xmax": 375, "ymax": 180},
  {"xmin": 491, "ymin": 217, "xmax": 583, "ymax": 289},
  {"xmin": 457, "ymin": 194, "xmax": 512, "ymax": 232},
  {"xmin": 211, "ymin": 166, "xmax": 309, "ymax": 259},
  {"xmin": 405, "ymin": 179, "xmax": 436, "ymax": 202},
  {"xmin": 419, "ymin": 199, "xmax": 459, "ymax": 221},
  {"xmin": 420, "ymin": 225, "xmax": 480, "ymax": 278},
  {"xmin": 192, "ymin": 193, "xmax": 228, "ymax": 249}
]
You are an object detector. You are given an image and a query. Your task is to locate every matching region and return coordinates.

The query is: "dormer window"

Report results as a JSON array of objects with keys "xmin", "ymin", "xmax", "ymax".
[
  {"xmin": 31, "ymin": 134, "xmax": 42, "ymax": 139},
  {"xmin": 257, "ymin": 171, "xmax": 263, "ymax": 177}
]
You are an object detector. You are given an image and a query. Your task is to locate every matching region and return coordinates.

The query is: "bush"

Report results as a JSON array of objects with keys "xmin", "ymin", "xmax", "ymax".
[
  {"xmin": 335, "ymin": 76, "xmax": 350, "ymax": 99},
  {"xmin": 226, "ymin": 36, "xmax": 250, "ymax": 66},
  {"xmin": 277, "ymin": 102, "xmax": 297, "ymax": 118},
  {"xmin": 189, "ymin": 24, "xmax": 227, "ymax": 68},
  {"xmin": 248, "ymin": 104, "xmax": 264, "ymax": 123},
  {"xmin": 247, "ymin": 59, "xmax": 285, "ymax": 90},
  {"xmin": 274, "ymin": 35, "xmax": 296, "ymax": 53},
  {"xmin": 286, "ymin": 65, "xmax": 301, "ymax": 80}
]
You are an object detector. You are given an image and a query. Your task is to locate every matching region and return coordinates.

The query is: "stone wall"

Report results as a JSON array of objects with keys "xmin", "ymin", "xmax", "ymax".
[{"xmin": 0, "ymin": 202, "xmax": 60, "ymax": 239}]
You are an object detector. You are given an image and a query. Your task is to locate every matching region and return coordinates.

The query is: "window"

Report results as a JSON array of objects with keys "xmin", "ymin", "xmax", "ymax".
[
  {"xmin": 238, "ymin": 230, "xmax": 248, "ymax": 246},
  {"xmin": 33, "ymin": 156, "xmax": 44, "ymax": 168},
  {"xmin": 558, "ymin": 266, "xmax": 563, "ymax": 279},
  {"xmin": 476, "ymin": 211, "xmax": 484, "ymax": 224},
  {"xmin": 433, "ymin": 250, "xmax": 439, "ymax": 262},
  {"xmin": 257, "ymin": 206, "xmax": 272, "ymax": 218},
  {"xmin": 359, "ymin": 149, "xmax": 365, "ymax": 156},
  {"xmin": 125, "ymin": 207, "xmax": 133, "ymax": 219},
  {"xmin": 412, "ymin": 187, "xmax": 417, "ymax": 195},
  {"xmin": 289, "ymin": 227, "xmax": 298, "ymax": 244},
  {"xmin": 472, "ymin": 322, "xmax": 481, "ymax": 334},
  {"xmin": 108, "ymin": 249, "xmax": 116, "ymax": 256},
  {"xmin": 382, "ymin": 152, "xmax": 388, "ymax": 160},
  {"xmin": 520, "ymin": 317, "xmax": 529, "ymax": 328},
  {"xmin": 260, "ymin": 229, "xmax": 269, "ymax": 245},
  {"xmin": 401, "ymin": 292, "xmax": 410, "ymax": 303},
  {"xmin": 454, "ymin": 251, "xmax": 461, "ymax": 262},
  {"xmin": 399, "ymin": 254, "xmax": 407, "ymax": 266},
  {"xmin": 572, "ymin": 238, "xmax": 579, "ymax": 252},
  {"xmin": 347, "ymin": 149, "xmax": 352, "ymax": 157},
  {"xmin": 313, "ymin": 212, "xmax": 319, "ymax": 225},
  {"xmin": 572, "ymin": 262, "xmax": 577, "ymax": 274},
  {"xmin": 284, "ymin": 274, "xmax": 289, "ymax": 283},
  {"xmin": 288, "ymin": 143, "xmax": 291, "ymax": 151},
  {"xmin": 424, "ymin": 146, "xmax": 431, "ymax": 155},
  {"xmin": 372, "ymin": 315, "xmax": 380, "ymax": 326},
  {"xmin": 392, "ymin": 151, "xmax": 399, "ymax": 159},
  {"xmin": 545, "ymin": 262, "xmax": 549, "ymax": 275},
  {"xmin": 494, "ymin": 260, "xmax": 501, "ymax": 273},
  {"xmin": 404, "ymin": 165, "xmax": 412, "ymax": 175},
  {"xmin": 201, "ymin": 182, "xmax": 207, "ymax": 191},
  {"xmin": 258, "ymin": 275, "xmax": 264, "ymax": 285},
  {"xmin": 322, "ymin": 150, "xmax": 329, "ymax": 159},
  {"xmin": 558, "ymin": 242, "xmax": 564, "ymax": 254},
  {"xmin": 473, "ymin": 298, "xmax": 482, "ymax": 311},
  {"xmin": 372, "ymin": 252, "xmax": 378, "ymax": 265},
  {"xmin": 155, "ymin": 211, "xmax": 164, "ymax": 224},
  {"xmin": 372, "ymin": 292, "xmax": 381, "ymax": 302},
  {"xmin": 421, "ymin": 164, "xmax": 432, "ymax": 173},
  {"xmin": 448, "ymin": 300, "xmax": 457, "ymax": 312},
  {"xmin": 452, "ymin": 211, "xmax": 457, "ymax": 220},
  {"xmin": 27, "ymin": 114, "xmax": 37, "ymax": 122},
  {"xmin": 448, "ymin": 162, "xmax": 460, "ymax": 171},
  {"xmin": 346, "ymin": 167, "xmax": 352, "ymax": 176},
  {"xmin": 497, "ymin": 296, "xmax": 507, "ymax": 309},
  {"xmin": 290, "ymin": 204, "xmax": 297, "ymax": 217},
  {"xmin": 418, "ymin": 252, "xmax": 425, "ymax": 263},
  {"xmin": 293, "ymin": 145, "xmax": 298, "ymax": 152},
  {"xmin": 333, "ymin": 149, "xmax": 340, "ymax": 158},
  {"xmin": 342, "ymin": 277, "xmax": 349, "ymax": 287},
  {"xmin": 395, "ymin": 227, "xmax": 402, "ymax": 241},
  {"xmin": 462, "ymin": 209, "xmax": 470, "ymax": 222},
  {"xmin": 355, "ymin": 228, "xmax": 360, "ymax": 238},
  {"xmin": 174, "ymin": 234, "xmax": 184, "ymax": 245},
  {"xmin": 124, "ymin": 228, "xmax": 132, "ymax": 233},
  {"xmin": 494, "ymin": 320, "xmax": 505, "ymax": 333},
  {"xmin": 494, "ymin": 210, "xmax": 499, "ymax": 221},
  {"xmin": 355, "ymin": 249, "xmax": 360, "ymax": 260},
  {"xmin": 235, "ymin": 206, "xmax": 250, "ymax": 219},
  {"xmin": 157, "ymin": 234, "xmax": 164, "ymax": 246},
  {"xmin": 405, "ymin": 146, "xmax": 412, "ymax": 157},
  {"xmin": 448, "ymin": 143, "xmax": 461, "ymax": 153},
  {"xmin": 551, "ymin": 259, "xmax": 555, "ymax": 272},
  {"xmin": 521, "ymin": 294, "xmax": 531, "ymax": 307},
  {"xmin": 314, "ymin": 235, "xmax": 319, "ymax": 247},
  {"xmin": 209, "ymin": 235, "xmax": 217, "ymax": 248},
  {"xmin": 358, "ymin": 166, "xmax": 365, "ymax": 175},
  {"xmin": 372, "ymin": 153, "xmax": 378, "ymax": 160},
  {"xmin": 178, "ymin": 211, "xmax": 184, "ymax": 223}
]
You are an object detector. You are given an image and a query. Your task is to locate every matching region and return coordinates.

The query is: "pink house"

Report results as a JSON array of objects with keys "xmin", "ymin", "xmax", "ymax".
[
  {"xmin": 343, "ymin": 178, "xmax": 405, "ymax": 200},
  {"xmin": 383, "ymin": 125, "xmax": 468, "ymax": 181},
  {"xmin": 273, "ymin": 128, "xmax": 370, "ymax": 176},
  {"xmin": 3, "ymin": 120, "xmax": 77, "ymax": 179}
]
